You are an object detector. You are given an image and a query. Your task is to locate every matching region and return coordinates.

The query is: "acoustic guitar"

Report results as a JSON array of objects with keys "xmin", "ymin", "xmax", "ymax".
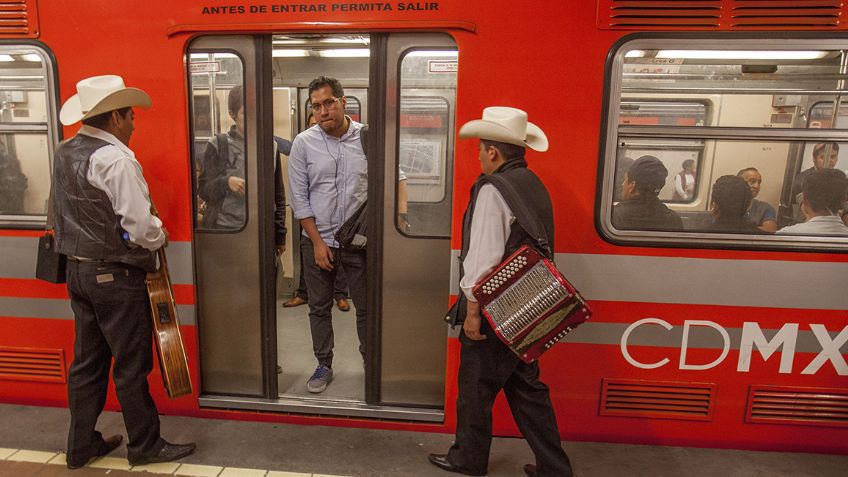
[{"xmin": 146, "ymin": 248, "xmax": 192, "ymax": 398}]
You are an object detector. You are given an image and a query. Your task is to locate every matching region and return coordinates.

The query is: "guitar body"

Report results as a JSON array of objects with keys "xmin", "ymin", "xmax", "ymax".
[{"xmin": 146, "ymin": 249, "xmax": 192, "ymax": 398}]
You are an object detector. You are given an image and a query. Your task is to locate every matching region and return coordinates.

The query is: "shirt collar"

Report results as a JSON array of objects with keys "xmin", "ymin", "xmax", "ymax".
[{"xmin": 78, "ymin": 124, "xmax": 135, "ymax": 157}]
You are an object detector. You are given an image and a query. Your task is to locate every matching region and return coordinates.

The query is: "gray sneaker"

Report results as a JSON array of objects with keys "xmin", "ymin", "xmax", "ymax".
[{"xmin": 307, "ymin": 364, "xmax": 333, "ymax": 393}]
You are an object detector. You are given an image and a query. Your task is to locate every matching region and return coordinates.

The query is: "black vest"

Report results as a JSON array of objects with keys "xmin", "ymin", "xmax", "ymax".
[
  {"xmin": 53, "ymin": 134, "xmax": 156, "ymax": 271},
  {"xmin": 460, "ymin": 158, "xmax": 555, "ymax": 264}
]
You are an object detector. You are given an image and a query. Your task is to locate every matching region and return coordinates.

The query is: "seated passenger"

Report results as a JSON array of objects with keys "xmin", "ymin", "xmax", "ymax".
[
  {"xmin": 705, "ymin": 175, "xmax": 764, "ymax": 234},
  {"xmin": 612, "ymin": 155, "xmax": 683, "ymax": 231},
  {"xmin": 777, "ymin": 169, "xmax": 848, "ymax": 236},
  {"xmin": 792, "ymin": 142, "xmax": 839, "ymax": 203},
  {"xmin": 737, "ymin": 167, "xmax": 777, "ymax": 233}
]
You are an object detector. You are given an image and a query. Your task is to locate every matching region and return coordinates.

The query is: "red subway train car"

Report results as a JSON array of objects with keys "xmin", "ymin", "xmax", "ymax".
[{"xmin": 0, "ymin": 0, "xmax": 846, "ymax": 455}]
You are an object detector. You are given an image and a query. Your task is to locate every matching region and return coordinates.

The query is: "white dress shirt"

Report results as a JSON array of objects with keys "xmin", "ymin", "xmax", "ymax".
[
  {"xmin": 459, "ymin": 184, "xmax": 515, "ymax": 302},
  {"xmin": 776, "ymin": 215, "xmax": 848, "ymax": 236},
  {"xmin": 79, "ymin": 125, "xmax": 166, "ymax": 251}
]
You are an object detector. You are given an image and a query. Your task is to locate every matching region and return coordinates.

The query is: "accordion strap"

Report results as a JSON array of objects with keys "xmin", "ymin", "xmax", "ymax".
[{"xmin": 484, "ymin": 174, "xmax": 553, "ymax": 260}]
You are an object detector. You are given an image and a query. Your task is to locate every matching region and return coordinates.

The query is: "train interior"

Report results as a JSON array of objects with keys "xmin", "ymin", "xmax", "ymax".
[
  {"xmin": 187, "ymin": 33, "xmax": 457, "ymax": 419},
  {"xmin": 611, "ymin": 45, "xmax": 848, "ymax": 234}
]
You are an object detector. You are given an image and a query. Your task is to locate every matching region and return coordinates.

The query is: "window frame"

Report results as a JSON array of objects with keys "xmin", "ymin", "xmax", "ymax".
[
  {"xmin": 598, "ymin": 34, "xmax": 848, "ymax": 253},
  {"xmin": 0, "ymin": 40, "xmax": 60, "ymax": 229}
]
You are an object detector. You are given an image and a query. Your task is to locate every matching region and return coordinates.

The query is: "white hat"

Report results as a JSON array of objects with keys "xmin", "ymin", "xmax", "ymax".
[
  {"xmin": 458, "ymin": 106, "xmax": 548, "ymax": 152},
  {"xmin": 59, "ymin": 75, "xmax": 151, "ymax": 126}
]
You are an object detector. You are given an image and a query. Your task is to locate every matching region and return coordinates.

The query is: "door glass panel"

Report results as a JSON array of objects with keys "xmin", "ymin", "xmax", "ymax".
[
  {"xmin": 397, "ymin": 50, "xmax": 457, "ymax": 237},
  {"xmin": 189, "ymin": 53, "xmax": 248, "ymax": 232}
]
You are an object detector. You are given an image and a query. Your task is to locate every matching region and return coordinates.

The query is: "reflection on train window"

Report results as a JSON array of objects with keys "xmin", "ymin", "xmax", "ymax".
[
  {"xmin": 189, "ymin": 52, "xmax": 248, "ymax": 232},
  {"xmin": 602, "ymin": 40, "xmax": 848, "ymax": 248},
  {"xmin": 0, "ymin": 46, "xmax": 57, "ymax": 226},
  {"xmin": 397, "ymin": 50, "xmax": 457, "ymax": 237}
]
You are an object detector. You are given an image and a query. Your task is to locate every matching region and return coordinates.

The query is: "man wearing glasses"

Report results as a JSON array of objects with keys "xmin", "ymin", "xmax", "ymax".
[{"xmin": 288, "ymin": 76, "xmax": 369, "ymax": 393}]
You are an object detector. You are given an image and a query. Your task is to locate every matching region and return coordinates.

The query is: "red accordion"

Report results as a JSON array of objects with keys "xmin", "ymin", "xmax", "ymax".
[{"xmin": 472, "ymin": 244, "xmax": 591, "ymax": 363}]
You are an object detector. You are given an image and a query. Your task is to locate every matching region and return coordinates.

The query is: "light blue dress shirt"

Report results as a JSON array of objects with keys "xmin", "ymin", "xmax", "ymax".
[{"xmin": 288, "ymin": 118, "xmax": 367, "ymax": 247}]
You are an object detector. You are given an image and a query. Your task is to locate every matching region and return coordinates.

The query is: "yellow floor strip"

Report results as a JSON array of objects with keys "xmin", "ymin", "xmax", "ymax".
[
  {"xmin": 7, "ymin": 449, "xmax": 56, "ymax": 463},
  {"xmin": 175, "ymin": 463, "xmax": 225, "ymax": 476},
  {"xmin": 131, "ymin": 461, "xmax": 181, "ymax": 474},
  {"xmin": 219, "ymin": 467, "xmax": 268, "ymax": 476},
  {"xmin": 0, "ymin": 447, "xmax": 347, "ymax": 477}
]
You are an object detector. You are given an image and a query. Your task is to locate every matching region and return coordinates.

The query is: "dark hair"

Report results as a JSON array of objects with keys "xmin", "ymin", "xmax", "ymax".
[
  {"xmin": 813, "ymin": 142, "xmax": 840, "ymax": 158},
  {"xmin": 803, "ymin": 168, "xmax": 848, "ymax": 214},
  {"xmin": 81, "ymin": 107, "xmax": 131, "ymax": 129},
  {"xmin": 711, "ymin": 175, "xmax": 752, "ymax": 219},
  {"xmin": 627, "ymin": 155, "xmax": 668, "ymax": 195},
  {"xmin": 228, "ymin": 84, "xmax": 244, "ymax": 115},
  {"xmin": 736, "ymin": 167, "xmax": 759, "ymax": 177},
  {"xmin": 480, "ymin": 139, "xmax": 525, "ymax": 162},
  {"xmin": 682, "ymin": 159, "xmax": 695, "ymax": 169},
  {"xmin": 308, "ymin": 76, "xmax": 344, "ymax": 98}
]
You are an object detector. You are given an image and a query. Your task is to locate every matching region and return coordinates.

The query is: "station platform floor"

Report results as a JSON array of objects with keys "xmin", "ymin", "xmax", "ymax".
[{"xmin": 1, "ymin": 403, "xmax": 846, "ymax": 477}]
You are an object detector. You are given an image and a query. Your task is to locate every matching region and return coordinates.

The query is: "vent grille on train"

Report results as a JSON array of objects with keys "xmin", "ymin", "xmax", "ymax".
[
  {"xmin": 747, "ymin": 385, "xmax": 848, "ymax": 427},
  {"xmin": 600, "ymin": 378, "xmax": 715, "ymax": 421},
  {"xmin": 0, "ymin": 346, "xmax": 66, "ymax": 383},
  {"xmin": 598, "ymin": 0, "xmax": 847, "ymax": 29},
  {"xmin": 0, "ymin": 0, "xmax": 38, "ymax": 37}
]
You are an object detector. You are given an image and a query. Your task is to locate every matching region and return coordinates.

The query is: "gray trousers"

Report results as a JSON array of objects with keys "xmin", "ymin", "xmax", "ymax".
[{"xmin": 300, "ymin": 236, "xmax": 367, "ymax": 368}]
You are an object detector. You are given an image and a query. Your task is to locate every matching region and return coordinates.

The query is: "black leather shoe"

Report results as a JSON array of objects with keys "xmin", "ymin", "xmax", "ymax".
[
  {"xmin": 128, "ymin": 441, "xmax": 196, "ymax": 466},
  {"xmin": 427, "ymin": 454, "xmax": 486, "ymax": 476},
  {"xmin": 66, "ymin": 434, "xmax": 123, "ymax": 469},
  {"xmin": 523, "ymin": 464, "xmax": 537, "ymax": 477}
]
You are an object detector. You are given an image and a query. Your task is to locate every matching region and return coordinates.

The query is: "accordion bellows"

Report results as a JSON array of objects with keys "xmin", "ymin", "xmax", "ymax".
[{"xmin": 473, "ymin": 244, "xmax": 591, "ymax": 363}]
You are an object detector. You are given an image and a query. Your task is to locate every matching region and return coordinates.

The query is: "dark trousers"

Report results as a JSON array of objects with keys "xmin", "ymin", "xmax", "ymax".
[
  {"xmin": 300, "ymin": 236, "xmax": 367, "ymax": 367},
  {"xmin": 295, "ymin": 251, "xmax": 349, "ymax": 301},
  {"xmin": 448, "ymin": 320, "xmax": 573, "ymax": 477},
  {"xmin": 66, "ymin": 260, "xmax": 164, "ymax": 463}
]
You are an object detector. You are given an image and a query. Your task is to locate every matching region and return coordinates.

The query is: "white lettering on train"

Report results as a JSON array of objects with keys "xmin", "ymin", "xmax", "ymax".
[{"xmin": 620, "ymin": 318, "xmax": 848, "ymax": 375}]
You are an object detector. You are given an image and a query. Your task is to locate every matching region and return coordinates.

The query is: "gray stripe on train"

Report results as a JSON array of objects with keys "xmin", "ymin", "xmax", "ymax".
[
  {"xmin": 0, "ymin": 296, "xmax": 196, "ymax": 325},
  {"xmin": 447, "ymin": 321, "xmax": 837, "ymax": 354},
  {"xmin": 449, "ymin": 250, "xmax": 848, "ymax": 310},
  {"xmin": 0, "ymin": 237, "xmax": 194, "ymax": 285}
]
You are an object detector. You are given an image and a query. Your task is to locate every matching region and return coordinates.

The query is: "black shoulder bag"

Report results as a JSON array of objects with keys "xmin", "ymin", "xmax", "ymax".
[
  {"xmin": 334, "ymin": 125, "xmax": 369, "ymax": 249},
  {"xmin": 35, "ymin": 174, "xmax": 67, "ymax": 283}
]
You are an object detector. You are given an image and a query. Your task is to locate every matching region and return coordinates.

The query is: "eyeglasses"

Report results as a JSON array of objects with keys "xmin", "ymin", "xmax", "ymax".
[{"xmin": 310, "ymin": 97, "xmax": 341, "ymax": 112}]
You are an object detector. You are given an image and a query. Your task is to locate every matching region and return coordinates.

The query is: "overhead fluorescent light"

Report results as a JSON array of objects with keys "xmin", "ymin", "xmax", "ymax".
[
  {"xmin": 319, "ymin": 49, "xmax": 370, "ymax": 58},
  {"xmin": 407, "ymin": 50, "xmax": 458, "ymax": 58},
  {"xmin": 21, "ymin": 53, "xmax": 41, "ymax": 62},
  {"xmin": 273, "ymin": 49, "xmax": 309, "ymax": 57},
  {"xmin": 656, "ymin": 50, "xmax": 828, "ymax": 60},
  {"xmin": 319, "ymin": 37, "xmax": 369, "ymax": 45},
  {"xmin": 0, "ymin": 55, "xmax": 14, "ymax": 62},
  {"xmin": 625, "ymin": 50, "xmax": 645, "ymax": 58}
]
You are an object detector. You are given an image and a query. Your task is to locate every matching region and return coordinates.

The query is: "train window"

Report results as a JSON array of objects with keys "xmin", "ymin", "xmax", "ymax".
[
  {"xmin": 0, "ymin": 46, "xmax": 57, "ymax": 227},
  {"xmin": 189, "ymin": 53, "xmax": 248, "ymax": 232},
  {"xmin": 397, "ymin": 49, "xmax": 457, "ymax": 237},
  {"xmin": 601, "ymin": 39, "xmax": 848, "ymax": 250}
]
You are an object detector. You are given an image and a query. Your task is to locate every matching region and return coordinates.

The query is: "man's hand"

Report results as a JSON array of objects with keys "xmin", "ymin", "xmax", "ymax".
[
  {"xmin": 313, "ymin": 241, "xmax": 334, "ymax": 271},
  {"xmin": 276, "ymin": 244, "xmax": 286, "ymax": 257},
  {"xmin": 228, "ymin": 176, "xmax": 246, "ymax": 196},
  {"xmin": 463, "ymin": 300, "xmax": 487, "ymax": 341}
]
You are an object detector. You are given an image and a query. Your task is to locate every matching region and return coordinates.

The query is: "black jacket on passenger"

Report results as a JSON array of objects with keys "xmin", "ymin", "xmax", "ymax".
[
  {"xmin": 449, "ymin": 158, "xmax": 553, "ymax": 325},
  {"xmin": 198, "ymin": 126, "xmax": 287, "ymax": 246},
  {"xmin": 53, "ymin": 134, "xmax": 156, "ymax": 271},
  {"xmin": 612, "ymin": 195, "xmax": 683, "ymax": 232}
]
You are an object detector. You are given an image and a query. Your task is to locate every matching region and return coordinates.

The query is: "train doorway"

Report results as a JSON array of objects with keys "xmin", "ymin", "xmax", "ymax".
[{"xmin": 188, "ymin": 33, "xmax": 456, "ymax": 420}]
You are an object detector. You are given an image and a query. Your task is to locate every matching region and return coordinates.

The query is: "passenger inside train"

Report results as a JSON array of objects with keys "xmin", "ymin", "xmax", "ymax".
[
  {"xmin": 612, "ymin": 154, "xmax": 683, "ymax": 231},
  {"xmin": 777, "ymin": 168, "xmax": 848, "ymax": 235},
  {"xmin": 738, "ymin": 167, "xmax": 778, "ymax": 233},
  {"xmin": 704, "ymin": 175, "xmax": 766, "ymax": 234}
]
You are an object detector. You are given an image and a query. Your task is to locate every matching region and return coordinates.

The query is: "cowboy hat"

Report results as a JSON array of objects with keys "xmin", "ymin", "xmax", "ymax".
[
  {"xmin": 59, "ymin": 75, "xmax": 151, "ymax": 126},
  {"xmin": 458, "ymin": 106, "xmax": 548, "ymax": 152}
]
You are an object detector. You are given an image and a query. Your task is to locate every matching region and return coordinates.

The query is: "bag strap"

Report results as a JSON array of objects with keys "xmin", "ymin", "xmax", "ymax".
[
  {"xmin": 359, "ymin": 124, "xmax": 368, "ymax": 157},
  {"xmin": 46, "ymin": 173, "xmax": 56, "ymax": 231},
  {"xmin": 216, "ymin": 133, "xmax": 229, "ymax": 165},
  {"xmin": 484, "ymin": 174, "xmax": 553, "ymax": 259}
]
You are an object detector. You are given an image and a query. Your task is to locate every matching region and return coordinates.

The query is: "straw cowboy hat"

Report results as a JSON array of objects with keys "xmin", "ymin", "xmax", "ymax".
[
  {"xmin": 60, "ymin": 75, "xmax": 151, "ymax": 126},
  {"xmin": 458, "ymin": 106, "xmax": 548, "ymax": 152}
]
